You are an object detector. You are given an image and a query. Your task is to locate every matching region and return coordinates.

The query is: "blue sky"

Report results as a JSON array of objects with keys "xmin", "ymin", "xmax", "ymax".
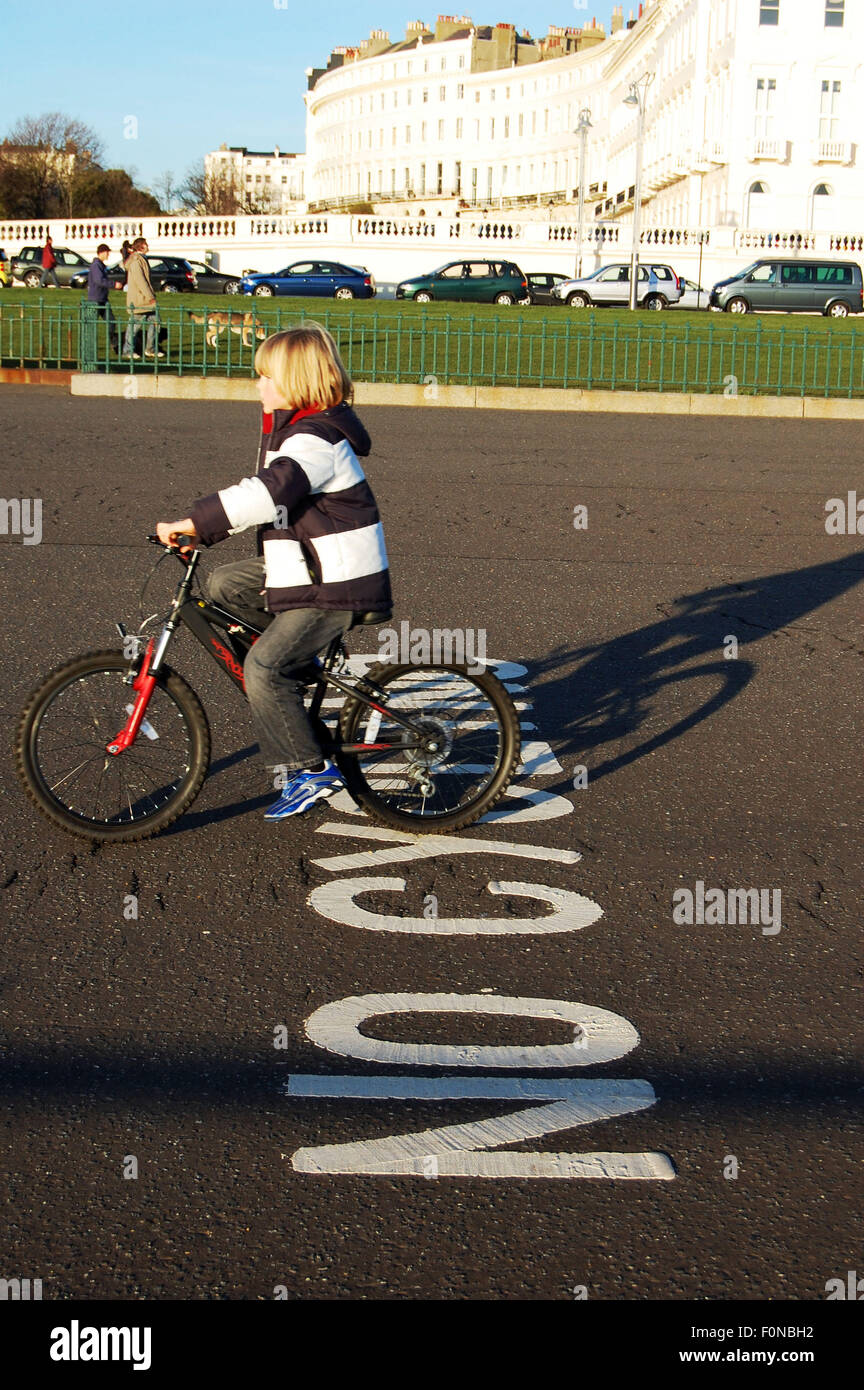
[{"xmin": 2, "ymin": 0, "xmax": 618, "ymax": 192}]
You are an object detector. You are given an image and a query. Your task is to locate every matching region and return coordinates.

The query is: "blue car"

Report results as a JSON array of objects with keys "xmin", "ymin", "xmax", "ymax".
[{"xmin": 240, "ymin": 260, "xmax": 376, "ymax": 299}]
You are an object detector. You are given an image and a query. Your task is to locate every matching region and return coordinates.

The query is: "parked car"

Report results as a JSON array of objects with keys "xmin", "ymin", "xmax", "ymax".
[
  {"xmin": 709, "ymin": 259, "xmax": 863, "ymax": 316},
  {"xmin": 183, "ymin": 260, "xmax": 243, "ymax": 295},
  {"xmin": 396, "ymin": 259, "xmax": 528, "ymax": 305},
  {"xmin": 552, "ymin": 262, "xmax": 683, "ymax": 309},
  {"xmin": 12, "ymin": 245, "xmax": 92, "ymax": 287},
  {"xmin": 668, "ymin": 278, "xmax": 710, "ymax": 311},
  {"xmin": 0, "ymin": 249, "xmax": 10, "ymax": 289},
  {"xmin": 69, "ymin": 254, "xmax": 197, "ymax": 293},
  {"xmin": 240, "ymin": 261, "xmax": 376, "ymax": 299},
  {"xmin": 523, "ymin": 271, "xmax": 571, "ymax": 306}
]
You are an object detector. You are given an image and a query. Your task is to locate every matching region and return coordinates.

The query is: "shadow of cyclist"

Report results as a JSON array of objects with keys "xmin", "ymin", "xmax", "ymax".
[{"xmin": 529, "ymin": 550, "xmax": 864, "ymax": 785}]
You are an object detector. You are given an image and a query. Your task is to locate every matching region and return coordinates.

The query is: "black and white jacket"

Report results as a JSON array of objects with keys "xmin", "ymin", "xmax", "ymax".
[{"xmin": 190, "ymin": 403, "xmax": 392, "ymax": 614}]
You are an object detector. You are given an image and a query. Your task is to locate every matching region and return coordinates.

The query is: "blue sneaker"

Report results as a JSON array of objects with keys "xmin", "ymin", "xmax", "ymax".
[{"xmin": 264, "ymin": 759, "xmax": 344, "ymax": 820}]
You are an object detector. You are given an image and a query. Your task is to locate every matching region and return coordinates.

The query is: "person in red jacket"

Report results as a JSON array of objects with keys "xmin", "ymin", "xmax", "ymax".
[{"xmin": 40, "ymin": 237, "xmax": 59, "ymax": 288}]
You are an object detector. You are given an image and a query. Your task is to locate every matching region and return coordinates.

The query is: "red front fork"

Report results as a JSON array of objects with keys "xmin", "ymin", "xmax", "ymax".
[{"xmin": 106, "ymin": 639, "xmax": 156, "ymax": 755}]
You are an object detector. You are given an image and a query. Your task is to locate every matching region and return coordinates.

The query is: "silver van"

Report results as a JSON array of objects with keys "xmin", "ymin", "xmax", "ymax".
[{"xmin": 709, "ymin": 259, "xmax": 863, "ymax": 317}]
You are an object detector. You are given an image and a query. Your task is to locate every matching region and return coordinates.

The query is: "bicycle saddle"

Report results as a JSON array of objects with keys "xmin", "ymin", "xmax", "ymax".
[{"xmin": 350, "ymin": 610, "xmax": 393, "ymax": 628}]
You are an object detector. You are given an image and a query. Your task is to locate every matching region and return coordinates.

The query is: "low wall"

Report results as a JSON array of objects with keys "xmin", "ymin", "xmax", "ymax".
[
  {"xmin": 2, "ymin": 213, "xmax": 862, "ymax": 297},
  {"xmin": 68, "ymin": 373, "xmax": 864, "ymax": 419}
]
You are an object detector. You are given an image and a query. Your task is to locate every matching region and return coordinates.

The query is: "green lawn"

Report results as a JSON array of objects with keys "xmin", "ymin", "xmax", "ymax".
[{"xmin": 2, "ymin": 286, "xmax": 862, "ymax": 396}]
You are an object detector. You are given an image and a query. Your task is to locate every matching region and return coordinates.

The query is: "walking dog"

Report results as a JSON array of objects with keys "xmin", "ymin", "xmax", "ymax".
[{"xmin": 187, "ymin": 310, "xmax": 268, "ymax": 349}]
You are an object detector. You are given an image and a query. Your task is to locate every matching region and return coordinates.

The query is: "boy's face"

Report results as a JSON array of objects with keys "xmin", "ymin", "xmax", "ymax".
[
  {"xmin": 98, "ymin": 250, "xmax": 110, "ymax": 262},
  {"xmin": 256, "ymin": 374, "xmax": 289, "ymax": 412}
]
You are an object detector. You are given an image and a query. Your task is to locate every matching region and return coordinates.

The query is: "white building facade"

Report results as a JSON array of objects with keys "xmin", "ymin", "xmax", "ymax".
[
  {"xmin": 303, "ymin": 1, "xmax": 863, "ymax": 236},
  {"xmin": 204, "ymin": 145, "xmax": 306, "ymax": 212}
]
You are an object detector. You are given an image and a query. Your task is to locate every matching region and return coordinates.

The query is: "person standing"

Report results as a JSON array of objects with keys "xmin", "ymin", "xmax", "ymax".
[
  {"xmin": 122, "ymin": 237, "xmax": 162, "ymax": 358},
  {"xmin": 87, "ymin": 243, "xmax": 118, "ymax": 358},
  {"xmin": 40, "ymin": 236, "xmax": 59, "ymax": 288}
]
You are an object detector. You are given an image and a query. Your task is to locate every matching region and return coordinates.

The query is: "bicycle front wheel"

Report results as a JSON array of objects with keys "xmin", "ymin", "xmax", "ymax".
[
  {"xmin": 16, "ymin": 650, "xmax": 211, "ymax": 843},
  {"xmin": 337, "ymin": 663, "xmax": 521, "ymax": 832}
]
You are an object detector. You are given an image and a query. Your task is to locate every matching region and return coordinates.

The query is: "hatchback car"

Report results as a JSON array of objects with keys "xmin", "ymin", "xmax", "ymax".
[
  {"xmin": 396, "ymin": 260, "xmax": 528, "ymax": 305},
  {"xmin": 523, "ymin": 272, "xmax": 571, "ymax": 306},
  {"xmin": 69, "ymin": 254, "xmax": 197, "ymax": 294},
  {"xmin": 668, "ymin": 279, "xmax": 710, "ymax": 311},
  {"xmin": 709, "ymin": 259, "xmax": 863, "ymax": 316},
  {"xmin": 183, "ymin": 260, "xmax": 243, "ymax": 295},
  {"xmin": 12, "ymin": 246, "xmax": 92, "ymax": 287},
  {"xmin": 0, "ymin": 249, "xmax": 10, "ymax": 289},
  {"xmin": 240, "ymin": 261, "xmax": 375, "ymax": 299},
  {"xmin": 552, "ymin": 262, "xmax": 683, "ymax": 309}
]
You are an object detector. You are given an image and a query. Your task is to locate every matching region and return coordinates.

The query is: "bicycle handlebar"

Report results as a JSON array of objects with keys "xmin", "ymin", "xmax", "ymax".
[{"xmin": 147, "ymin": 532, "xmax": 197, "ymax": 557}]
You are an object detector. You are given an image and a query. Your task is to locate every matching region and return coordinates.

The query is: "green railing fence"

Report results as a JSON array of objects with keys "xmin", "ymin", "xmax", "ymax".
[{"xmin": 1, "ymin": 298, "xmax": 863, "ymax": 398}]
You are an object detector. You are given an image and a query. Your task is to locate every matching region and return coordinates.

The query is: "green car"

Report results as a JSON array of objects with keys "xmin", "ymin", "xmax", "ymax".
[{"xmin": 396, "ymin": 259, "xmax": 528, "ymax": 305}]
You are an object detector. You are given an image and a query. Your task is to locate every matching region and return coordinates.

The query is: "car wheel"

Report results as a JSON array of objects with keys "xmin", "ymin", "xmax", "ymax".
[
  {"xmin": 827, "ymin": 300, "xmax": 850, "ymax": 318},
  {"xmin": 495, "ymin": 292, "xmax": 515, "ymax": 306},
  {"xmin": 566, "ymin": 292, "xmax": 590, "ymax": 308},
  {"xmin": 518, "ymin": 295, "xmax": 533, "ymax": 307},
  {"xmin": 223, "ymin": 281, "xmax": 242, "ymax": 295},
  {"xmin": 414, "ymin": 291, "xmax": 433, "ymax": 303},
  {"xmin": 726, "ymin": 297, "xmax": 750, "ymax": 315},
  {"xmin": 254, "ymin": 285, "xmax": 274, "ymax": 297},
  {"xmin": 644, "ymin": 294, "xmax": 666, "ymax": 311},
  {"xmin": 24, "ymin": 271, "xmax": 42, "ymax": 288},
  {"xmin": 162, "ymin": 284, "xmax": 179, "ymax": 294},
  {"xmin": 334, "ymin": 286, "xmax": 355, "ymax": 300}
]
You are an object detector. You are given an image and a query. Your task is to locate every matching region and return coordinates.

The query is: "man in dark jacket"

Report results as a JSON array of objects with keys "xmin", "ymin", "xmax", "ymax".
[{"xmin": 87, "ymin": 244, "xmax": 118, "ymax": 354}]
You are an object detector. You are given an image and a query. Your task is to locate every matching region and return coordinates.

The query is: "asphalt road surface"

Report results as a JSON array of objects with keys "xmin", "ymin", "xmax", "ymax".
[{"xmin": 1, "ymin": 386, "xmax": 861, "ymax": 1302}]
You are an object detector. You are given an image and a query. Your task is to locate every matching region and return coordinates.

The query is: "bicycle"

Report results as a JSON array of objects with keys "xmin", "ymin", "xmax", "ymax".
[{"xmin": 16, "ymin": 536, "xmax": 521, "ymax": 843}]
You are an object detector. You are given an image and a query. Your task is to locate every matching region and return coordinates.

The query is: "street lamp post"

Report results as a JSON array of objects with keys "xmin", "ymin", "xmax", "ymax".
[
  {"xmin": 623, "ymin": 73, "xmax": 654, "ymax": 311},
  {"xmin": 574, "ymin": 107, "xmax": 593, "ymax": 279}
]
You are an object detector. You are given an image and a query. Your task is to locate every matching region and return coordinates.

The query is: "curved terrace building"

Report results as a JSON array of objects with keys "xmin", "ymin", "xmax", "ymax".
[{"xmin": 303, "ymin": 1, "xmax": 863, "ymax": 233}]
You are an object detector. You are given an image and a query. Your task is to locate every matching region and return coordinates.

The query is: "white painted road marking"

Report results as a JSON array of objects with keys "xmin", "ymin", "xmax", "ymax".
[
  {"xmin": 303, "ymin": 992, "xmax": 639, "ymax": 1068},
  {"xmin": 309, "ymin": 877, "xmax": 603, "ymax": 935}
]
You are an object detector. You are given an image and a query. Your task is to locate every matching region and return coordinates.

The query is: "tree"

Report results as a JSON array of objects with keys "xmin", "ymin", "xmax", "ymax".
[
  {"xmin": 153, "ymin": 169, "xmax": 178, "ymax": 212},
  {"xmin": 0, "ymin": 112, "xmax": 104, "ymax": 216},
  {"xmin": 181, "ymin": 161, "xmax": 272, "ymax": 215}
]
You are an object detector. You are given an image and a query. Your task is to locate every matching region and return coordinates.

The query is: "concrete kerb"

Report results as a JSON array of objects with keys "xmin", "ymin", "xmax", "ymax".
[{"xmin": 65, "ymin": 373, "xmax": 864, "ymax": 419}]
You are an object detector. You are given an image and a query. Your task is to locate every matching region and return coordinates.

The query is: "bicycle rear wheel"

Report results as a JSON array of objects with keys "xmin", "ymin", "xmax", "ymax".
[
  {"xmin": 16, "ymin": 650, "xmax": 211, "ymax": 842},
  {"xmin": 336, "ymin": 663, "xmax": 521, "ymax": 832}
]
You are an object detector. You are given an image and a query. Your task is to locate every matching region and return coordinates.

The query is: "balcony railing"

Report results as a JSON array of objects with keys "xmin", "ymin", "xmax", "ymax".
[
  {"xmin": 749, "ymin": 138, "xmax": 787, "ymax": 162},
  {"xmin": 815, "ymin": 139, "xmax": 852, "ymax": 164}
]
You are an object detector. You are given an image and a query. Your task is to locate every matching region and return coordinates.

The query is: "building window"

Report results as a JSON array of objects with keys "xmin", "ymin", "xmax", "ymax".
[
  {"xmin": 391, "ymin": 168, "xmax": 397, "ymax": 194},
  {"xmin": 456, "ymin": 117, "xmax": 463, "ymax": 138},
  {"xmin": 457, "ymin": 83, "xmax": 464, "ymax": 98},
  {"xmin": 459, "ymin": 55, "xmax": 465, "ymax": 68},
  {"xmin": 440, "ymin": 85, "xmax": 446, "ymax": 100},
  {"xmin": 518, "ymin": 113, "xmax": 524, "ymax": 136},
  {"xmin": 759, "ymin": 0, "xmax": 779, "ymax": 24},
  {"xmin": 423, "ymin": 88, "xmax": 429, "ymax": 103},
  {"xmin": 281, "ymin": 176, "xmax": 287, "ymax": 184},
  {"xmin": 754, "ymin": 77, "xmax": 776, "ymax": 138},
  {"xmin": 406, "ymin": 126, "xmax": 411, "ymax": 143},
  {"xmin": 455, "ymin": 160, "xmax": 462, "ymax": 193},
  {"xmin": 438, "ymin": 119, "xmax": 445, "ymax": 139},
  {"xmin": 825, "ymin": 0, "xmax": 844, "ymax": 24},
  {"xmin": 504, "ymin": 116, "xmax": 510, "ymax": 138},
  {"xmin": 819, "ymin": 80, "xmax": 841, "ymax": 139},
  {"xmin": 436, "ymin": 162, "xmax": 443, "ymax": 194},
  {"xmin": 490, "ymin": 118, "xmax": 495, "ymax": 138},
  {"xmin": 421, "ymin": 121, "xmax": 427, "ymax": 141}
]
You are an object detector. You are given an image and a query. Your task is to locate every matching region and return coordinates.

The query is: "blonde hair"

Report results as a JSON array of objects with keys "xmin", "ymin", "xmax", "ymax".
[{"xmin": 254, "ymin": 323, "xmax": 353, "ymax": 411}]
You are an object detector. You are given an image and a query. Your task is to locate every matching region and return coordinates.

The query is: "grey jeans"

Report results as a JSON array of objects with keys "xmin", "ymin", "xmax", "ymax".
[{"xmin": 209, "ymin": 558, "xmax": 354, "ymax": 772}]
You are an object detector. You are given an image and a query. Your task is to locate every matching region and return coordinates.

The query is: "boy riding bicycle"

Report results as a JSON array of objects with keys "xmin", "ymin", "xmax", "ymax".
[{"xmin": 156, "ymin": 323, "xmax": 392, "ymax": 820}]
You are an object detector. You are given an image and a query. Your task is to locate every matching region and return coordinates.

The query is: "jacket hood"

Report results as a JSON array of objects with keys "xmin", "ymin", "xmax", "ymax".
[{"xmin": 270, "ymin": 402, "xmax": 371, "ymax": 457}]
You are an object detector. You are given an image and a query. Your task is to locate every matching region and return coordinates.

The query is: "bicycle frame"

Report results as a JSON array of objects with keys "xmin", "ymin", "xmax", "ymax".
[{"xmin": 107, "ymin": 546, "xmax": 432, "ymax": 760}]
